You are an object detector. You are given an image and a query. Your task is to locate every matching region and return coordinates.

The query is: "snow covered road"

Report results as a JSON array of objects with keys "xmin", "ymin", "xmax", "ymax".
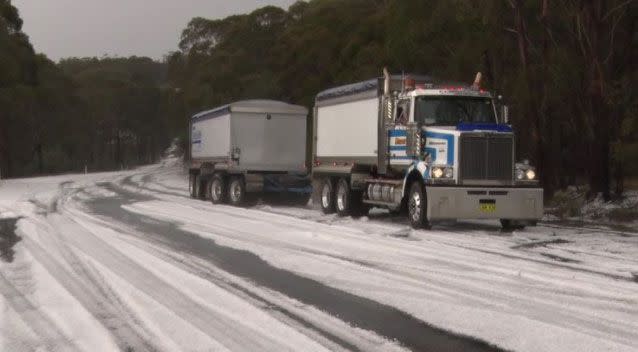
[{"xmin": 1, "ymin": 160, "xmax": 637, "ymax": 352}]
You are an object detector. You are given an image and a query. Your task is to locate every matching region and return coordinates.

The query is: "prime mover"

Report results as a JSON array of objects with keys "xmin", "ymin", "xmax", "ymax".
[{"xmin": 311, "ymin": 69, "xmax": 543, "ymax": 229}]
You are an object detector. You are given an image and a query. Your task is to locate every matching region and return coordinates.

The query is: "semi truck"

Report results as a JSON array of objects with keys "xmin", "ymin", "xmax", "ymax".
[
  {"xmin": 311, "ymin": 69, "xmax": 543, "ymax": 229},
  {"xmin": 188, "ymin": 100, "xmax": 311, "ymax": 205}
]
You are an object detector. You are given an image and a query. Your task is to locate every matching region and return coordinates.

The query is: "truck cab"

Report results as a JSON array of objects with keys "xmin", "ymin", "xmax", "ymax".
[
  {"xmin": 390, "ymin": 85, "xmax": 541, "ymax": 227},
  {"xmin": 312, "ymin": 71, "xmax": 543, "ymax": 229}
]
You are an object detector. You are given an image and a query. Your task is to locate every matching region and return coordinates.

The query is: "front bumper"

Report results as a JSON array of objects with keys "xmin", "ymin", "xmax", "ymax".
[{"xmin": 426, "ymin": 186, "xmax": 543, "ymax": 221}]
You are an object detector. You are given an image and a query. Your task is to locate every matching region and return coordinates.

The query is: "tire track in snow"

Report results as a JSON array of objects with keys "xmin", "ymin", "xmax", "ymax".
[
  {"xmin": 119, "ymin": 172, "xmax": 638, "ymax": 281},
  {"xmin": 127, "ymin": 193, "xmax": 637, "ymax": 295},
  {"xmin": 42, "ymin": 213, "xmax": 309, "ymax": 352},
  {"xmin": 68, "ymin": 204, "xmax": 389, "ymax": 352},
  {"xmin": 0, "ymin": 269, "xmax": 83, "ymax": 352},
  {"xmin": 126, "ymin": 199, "xmax": 638, "ymax": 347},
  {"xmin": 83, "ymin": 182, "xmax": 504, "ymax": 352},
  {"xmin": 117, "ymin": 236, "xmax": 366, "ymax": 352},
  {"xmin": 16, "ymin": 228, "xmax": 161, "ymax": 352},
  {"xmin": 183, "ymin": 193, "xmax": 638, "ymax": 284},
  {"xmin": 112, "ymin": 177, "xmax": 638, "ymax": 350}
]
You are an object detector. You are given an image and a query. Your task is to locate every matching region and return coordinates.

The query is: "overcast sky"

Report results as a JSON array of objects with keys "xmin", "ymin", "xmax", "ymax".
[{"xmin": 12, "ymin": 0, "xmax": 297, "ymax": 61}]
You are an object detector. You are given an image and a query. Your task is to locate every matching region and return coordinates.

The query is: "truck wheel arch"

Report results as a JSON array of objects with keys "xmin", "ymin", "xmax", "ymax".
[{"xmin": 402, "ymin": 169, "xmax": 426, "ymax": 201}]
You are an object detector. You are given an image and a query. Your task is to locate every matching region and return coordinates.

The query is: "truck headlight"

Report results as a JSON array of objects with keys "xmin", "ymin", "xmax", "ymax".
[
  {"xmin": 431, "ymin": 166, "xmax": 453, "ymax": 179},
  {"xmin": 432, "ymin": 167, "xmax": 444, "ymax": 178},
  {"xmin": 516, "ymin": 169, "xmax": 525, "ymax": 180},
  {"xmin": 515, "ymin": 162, "xmax": 537, "ymax": 182},
  {"xmin": 444, "ymin": 167, "xmax": 454, "ymax": 178}
]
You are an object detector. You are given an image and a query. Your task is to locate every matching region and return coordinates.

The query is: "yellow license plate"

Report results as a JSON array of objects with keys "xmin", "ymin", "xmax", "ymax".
[{"xmin": 480, "ymin": 203, "xmax": 496, "ymax": 212}]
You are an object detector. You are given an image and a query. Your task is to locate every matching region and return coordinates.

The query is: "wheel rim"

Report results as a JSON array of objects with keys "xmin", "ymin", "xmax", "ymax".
[
  {"xmin": 230, "ymin": 181, "xmax": 242, "ymax": 202},
  {"xmin": 211, "ymin": 179, "xmax": 222, "ymax": 201},
  {"xmin": 336, "ymin": 184, "xmax": 346, "ymax": 211},
  {"xmin": 321, "ymin": 183, "xmax": 331, "ymax": 208},
  {"xmin": 409, "ymin": 191, "xmax": 421, "ymax": 222}
]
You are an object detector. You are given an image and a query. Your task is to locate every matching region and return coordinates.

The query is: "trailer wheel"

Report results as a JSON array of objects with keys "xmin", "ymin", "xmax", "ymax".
[
  {"xmin": 228, "ymin": 176, "xmax": 247, "ymax": 206},
  {"xmin": 408, "ymin": 182, "xmax": 429, "ymax": 229},
  {"xmin": 194, "ymin": 175, "xmax": 206, "ymax": 199},
  {"xmin": 189, "ymin": 174, "xmax": 197, "ymax": 198},
  {"xmin": 209, "ymin": 174, "xmax": 227, "ymax": 204},
  {"xmin": 319, "ymin": 178, "xmax": 336, "ymax": 214},
  {"xmin": 335, "ymin": 178, "xmax": 352, "ymax": 216}
]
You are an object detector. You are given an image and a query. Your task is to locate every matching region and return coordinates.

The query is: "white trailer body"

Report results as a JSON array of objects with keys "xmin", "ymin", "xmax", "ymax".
[
  {"xmin": 190, "ymin": 100, "xmax": 308, "ymax": 172},
  {"xmin": 316, "ymin": 97, "xmax": 379, "ymax": 158},
  {"xmin": 188, "ymin": 100, "xmax": 311, "ymax": 205},
  {"xmin": 231, "ymin": 112, "xmax": 306, "ymax": 171},
  {"xmin": 191, "ymin": 114, "xmax": 231, "ymax": 160}
]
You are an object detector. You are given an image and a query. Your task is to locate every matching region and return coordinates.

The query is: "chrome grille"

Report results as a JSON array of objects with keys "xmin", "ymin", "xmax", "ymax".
[{"xmin": 460, "ymin": 134, "xmax": 513, "ymax": 183}]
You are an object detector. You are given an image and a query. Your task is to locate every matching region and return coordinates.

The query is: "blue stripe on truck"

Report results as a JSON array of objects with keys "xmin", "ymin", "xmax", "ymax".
[
  {"xmin": 424, "ymin": 131, "xmax": 455, "ymax": 165},
  {"xmin": 388, "ymin": 129, "xmax": 408, "ymax": 137}
]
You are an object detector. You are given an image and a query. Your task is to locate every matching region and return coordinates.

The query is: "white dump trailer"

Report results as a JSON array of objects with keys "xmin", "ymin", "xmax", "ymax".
[{"xmin": 188, "ymin": 100, "xmax": 311, "ymax": 205}]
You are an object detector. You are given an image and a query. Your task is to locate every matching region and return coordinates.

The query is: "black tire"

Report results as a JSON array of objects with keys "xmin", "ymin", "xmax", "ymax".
[
  {"xmin": 189, "ymin": 174, "xmax": 197, "ymax": 198},
  {"xmin": 500, "ymin": 219, "xmax": 526, "ymax": 230},
  {"xmin": 209, "ymin": 174, "xmax": 227, "ymax": 204},
  {"xmin": 228, "ymin": 176, "xmax": 247, "ymax": 206},
  {"xmin": 335, "ymin": 178, "xmax": 352, "ymax": 217},
  {"xmin": 319, "ymin": 178, "xmax": 336, "ymax": 214},
  {"xmin": 408, "ymin": 182, "xmax": 429, "ymax": 229},
  {"xmin": 194, "ymin": 175, "xmax": 206, "ymax": 199}
]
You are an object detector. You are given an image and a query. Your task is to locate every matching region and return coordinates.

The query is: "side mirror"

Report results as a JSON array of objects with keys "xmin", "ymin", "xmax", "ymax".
[{"xmin": 496, "ymin": 95, "xmax": 509, "ymax": 125}]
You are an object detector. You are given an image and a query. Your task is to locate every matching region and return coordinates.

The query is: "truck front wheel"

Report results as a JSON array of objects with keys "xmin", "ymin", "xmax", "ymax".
[
  {"xmin": 408, "ymin": 182, "xmax": 429, "ymax": 229},
  {"xmin": 228, "ymin": 176, "xmax": 247, "ymax": 206},
  {"xmin": 209, "ymin": 175, "xmax": 227, "ymax": 204},
  {"xmin": 320, "ymin": 178, "xmax": 336, "ymax": 214}
]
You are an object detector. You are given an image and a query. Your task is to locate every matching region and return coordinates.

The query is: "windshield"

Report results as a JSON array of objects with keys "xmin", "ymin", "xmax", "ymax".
[{"xmin": 414, "ymin": 96, "xmax": 496, "ymax": 126}]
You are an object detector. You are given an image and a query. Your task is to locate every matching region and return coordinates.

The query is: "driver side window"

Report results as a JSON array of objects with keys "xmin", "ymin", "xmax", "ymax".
[{"xmin": 395, "ymin": 99, "xmax": 410, "ymax": 124}]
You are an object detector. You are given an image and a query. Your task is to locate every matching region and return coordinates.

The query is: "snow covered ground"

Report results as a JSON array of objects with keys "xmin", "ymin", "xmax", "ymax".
[{"xmin": 1, "ymin": 160, "xmax": 637, "ymax": 352}]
